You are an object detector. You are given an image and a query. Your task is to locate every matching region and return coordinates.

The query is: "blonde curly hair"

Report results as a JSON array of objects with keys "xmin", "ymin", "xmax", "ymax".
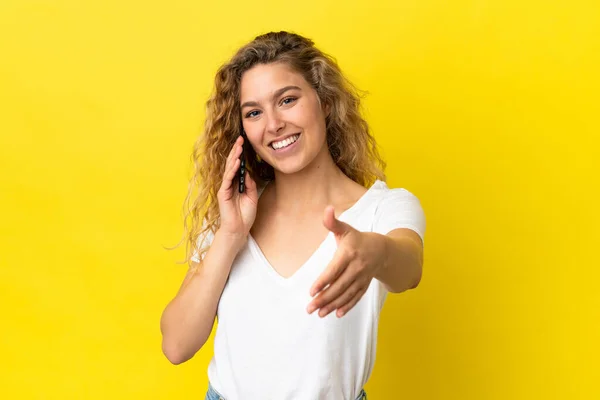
[{"xmin": 174, "ymin": 31, "xmax": 386, "ymax": 265}]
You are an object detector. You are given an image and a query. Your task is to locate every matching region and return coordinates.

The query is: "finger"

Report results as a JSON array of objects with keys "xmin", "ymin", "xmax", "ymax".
[
  {"xmin": 224, "ymin": 137, "xmax": 240, "ymax": 167},
  {"xmin": 225, "ymin": 137, "xmax": 243, "ymax": 173},
  {"xmin": 311, "ymin": 270, "xmax": 353, "ymax": 316},
  {"xmin": 221, "ymin": 158, "xmax": 240, "ymax": 192},
  {"xmin": 220, "ymin": 142, "xmax": 244, "ymax": 193},
  {"xmin": 307, "ymin": 261, "xmax": 352, "ymax": 314},
  {"xmin": 243, "ymin": 168, "xmax": 258, "ymax": 198},
  {"xmin": 323, "ymin": 205, "xmax": 354, "ymax": 238},
  {"xmin": 336, "ymin": 285, "xmax": 369, "ymax": 318},
  {"xmin": 309, "ymin": 251, "xmax": 348, "ymax": 297},
  {"xmin": 317, "ymin": 281, "xmax": 364, "ymax": 318}
]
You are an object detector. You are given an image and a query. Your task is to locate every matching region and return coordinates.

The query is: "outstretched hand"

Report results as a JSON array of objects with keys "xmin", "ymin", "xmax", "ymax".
[{"xmin": 307, "ymin": 206, "xmax": 387, "ymax": 318}]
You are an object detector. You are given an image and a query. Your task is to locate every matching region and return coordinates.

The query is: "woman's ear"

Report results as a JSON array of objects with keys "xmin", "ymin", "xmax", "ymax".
[{"xmin": 323, "ymin": 102, "xmax": 331, "ymax": 118}]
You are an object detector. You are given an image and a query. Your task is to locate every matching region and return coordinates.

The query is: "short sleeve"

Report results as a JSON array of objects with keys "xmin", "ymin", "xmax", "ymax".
[
  {"xmin": 372, "ymin": 188, "xmax": 426, "ymax": 244},
  {"xmin": 190, "ymin": 221, "xmax": 216, "ymax": 263}
]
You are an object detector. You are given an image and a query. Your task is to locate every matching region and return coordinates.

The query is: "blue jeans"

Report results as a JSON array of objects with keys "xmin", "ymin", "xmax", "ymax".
[{"xmin": 205, "ymin": 383, "xmax": 367, "ymax": 400}]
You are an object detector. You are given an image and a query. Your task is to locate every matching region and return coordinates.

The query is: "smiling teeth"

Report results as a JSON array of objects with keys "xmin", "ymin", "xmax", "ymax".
[{"xmin": 272, "ymin": 134, "xmax": 300, "ymax": 150}]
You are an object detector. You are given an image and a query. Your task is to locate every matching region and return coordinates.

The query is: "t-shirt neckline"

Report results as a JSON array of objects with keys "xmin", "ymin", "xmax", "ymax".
[{"xmin": 249, "ymin": 179, "xmax": 386, "ymax": 285}]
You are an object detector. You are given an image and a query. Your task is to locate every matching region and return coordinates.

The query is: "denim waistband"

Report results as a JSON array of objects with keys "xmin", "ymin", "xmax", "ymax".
[{"xmin": 205, "ymin": 383, "xmax": 367, "ymax": 400}]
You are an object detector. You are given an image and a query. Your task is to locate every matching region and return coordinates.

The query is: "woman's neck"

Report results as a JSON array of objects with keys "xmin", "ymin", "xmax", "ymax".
[{"xmin": 267, "ymin": 149, "xmax": 355, "ymax": 219}]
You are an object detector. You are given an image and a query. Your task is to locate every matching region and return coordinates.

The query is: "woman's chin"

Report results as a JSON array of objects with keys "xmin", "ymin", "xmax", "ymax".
[{"xmin": 271, "ymin": 159, "xmax": 308, "ymax": 176}]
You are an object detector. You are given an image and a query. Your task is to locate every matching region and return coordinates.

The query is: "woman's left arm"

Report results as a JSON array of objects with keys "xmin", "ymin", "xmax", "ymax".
[{"xmin": 375, "ymin": 228, "xmax": 423, "ymax": 293}]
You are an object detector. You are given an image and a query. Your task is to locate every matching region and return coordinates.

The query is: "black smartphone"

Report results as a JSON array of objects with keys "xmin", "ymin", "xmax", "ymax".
[{"xmin": 238, "ymin": 131, "xmax": 247, "ymax": 193}]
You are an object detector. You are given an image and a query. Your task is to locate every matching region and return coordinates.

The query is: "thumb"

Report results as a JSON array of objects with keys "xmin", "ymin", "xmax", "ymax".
[
  {"xmin": 323, "ymin": 206, "xmax": 354, "ymax": 238},
  {"xmin": 243, "ymin": 169, "xmax": 258, "ymax": 198}
]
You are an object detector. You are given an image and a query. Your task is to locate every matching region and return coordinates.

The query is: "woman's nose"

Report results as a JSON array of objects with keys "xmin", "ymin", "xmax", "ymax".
[{"xmin": 266, "ymin": 112, "xmax": 285, "ymax": 134}]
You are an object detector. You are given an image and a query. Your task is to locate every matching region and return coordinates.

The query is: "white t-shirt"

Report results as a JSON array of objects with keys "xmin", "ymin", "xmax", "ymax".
[{"xmin": 191, "ymin": 179, "xmax": 425, "ymax": 400}]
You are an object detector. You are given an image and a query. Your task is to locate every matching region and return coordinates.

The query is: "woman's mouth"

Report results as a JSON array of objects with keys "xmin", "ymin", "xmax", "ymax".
[{"xmin": 270, "ymin": 133, "xmax": 301, "ymax": 152}]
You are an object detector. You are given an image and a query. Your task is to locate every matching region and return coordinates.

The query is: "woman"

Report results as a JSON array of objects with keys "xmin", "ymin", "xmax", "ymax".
[{"xmin": 160, "ymin": 31, "xmax": 426, "ymax": 400}]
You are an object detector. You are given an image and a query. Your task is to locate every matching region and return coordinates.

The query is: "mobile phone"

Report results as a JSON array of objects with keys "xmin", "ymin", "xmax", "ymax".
[{"xmin": 238, "ymin": 131, "xmax": 247, "ymax": 193}]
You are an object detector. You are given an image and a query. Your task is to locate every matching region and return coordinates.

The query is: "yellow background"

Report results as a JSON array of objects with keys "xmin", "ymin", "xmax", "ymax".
[{"xmin": 1, "ymin": 0, "xmax": 598, "ymax": 398}]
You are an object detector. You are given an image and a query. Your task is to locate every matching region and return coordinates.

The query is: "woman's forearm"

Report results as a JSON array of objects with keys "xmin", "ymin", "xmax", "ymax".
[
  {"xmin": 160, "ymin": 230, "xmax": 245, "ymax": 364},
  {"xmin": 374, "ymin": 231, "xmax": 423, "ymax": 293}
]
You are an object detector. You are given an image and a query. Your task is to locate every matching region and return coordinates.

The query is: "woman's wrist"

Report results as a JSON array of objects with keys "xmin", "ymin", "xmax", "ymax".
[{"xmin": 214, "ymin": 229, "xmax": 248, "ymax": 254}]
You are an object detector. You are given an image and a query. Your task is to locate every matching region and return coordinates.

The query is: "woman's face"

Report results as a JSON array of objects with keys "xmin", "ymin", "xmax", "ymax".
[{"xmin": 240, "ymin": 62, "xmax": 329, "ymax": 175}]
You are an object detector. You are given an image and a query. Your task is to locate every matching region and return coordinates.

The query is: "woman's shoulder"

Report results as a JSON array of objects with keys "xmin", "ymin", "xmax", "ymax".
[
  {"xmin": 369, "ymin": 179, "xmax": 420, "ymax": 201},
  {"xmin": 370, "ymin": 180, "xmax": 426, "ymax": 238}
]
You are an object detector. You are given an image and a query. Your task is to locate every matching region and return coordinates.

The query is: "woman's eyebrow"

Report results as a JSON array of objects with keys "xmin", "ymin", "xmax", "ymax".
[
  {"xmin": 273, "ymin": 85, "xmax": 301, "ymax": 99},
  {"xmin": 240, "ymin": 85, "xmax": 301, "ymax": 109}
]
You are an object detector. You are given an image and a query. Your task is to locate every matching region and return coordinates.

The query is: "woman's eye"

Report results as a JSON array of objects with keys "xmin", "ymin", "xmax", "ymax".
[
  {"xmin": 281, "ymin": 97, "xmax": 297, "ymax": 106},
  {"xmin": 245, "ymin": 110, "xmax": 261, "ymax": 118}
]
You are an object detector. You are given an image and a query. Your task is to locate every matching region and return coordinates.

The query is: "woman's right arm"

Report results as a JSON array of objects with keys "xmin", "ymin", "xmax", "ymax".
[
  {"xmin": 160, "ymin": 231, "xmax": 245, "ymax": 365},
  {"xmin": 160, "ymin": 134, "xmax": 258, "ymax": 365}
]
